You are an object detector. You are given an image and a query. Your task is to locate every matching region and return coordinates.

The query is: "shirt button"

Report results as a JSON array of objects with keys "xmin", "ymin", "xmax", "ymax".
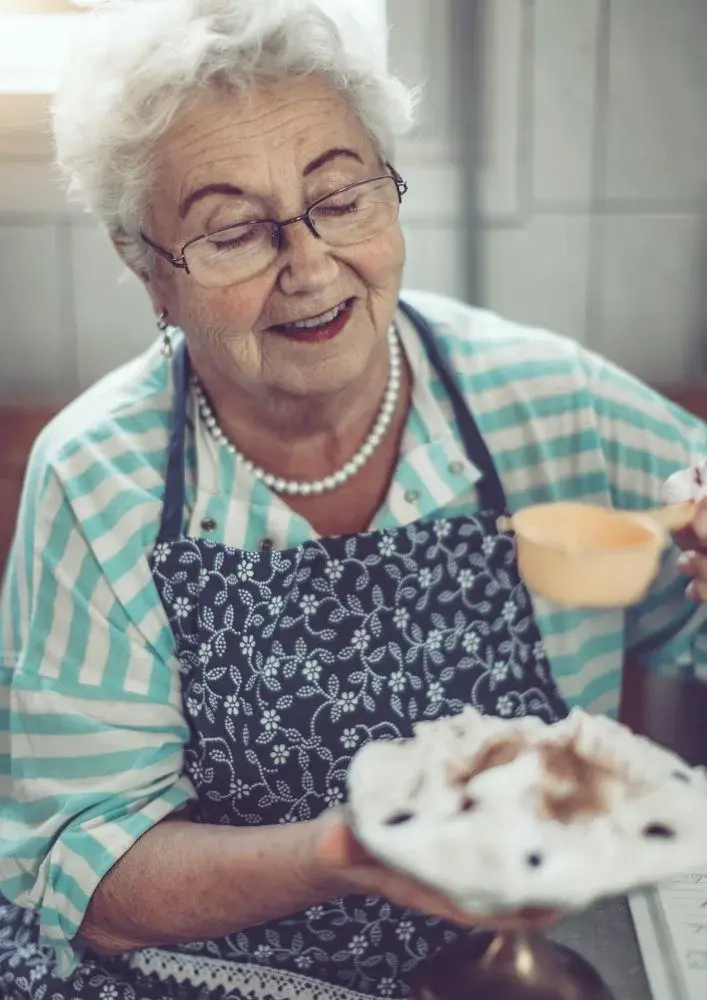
[
  {"xmin": 259, "ymin": 538, "xmax": 274, "ymax": 552},
  {"xmin": 404, "ymin": 489, "xmax": 420, "ymax": 504},
  {"xmin": 448, "ymin": 461, "xmax": 464, "ymax": 475},
  {"xmin": 200, "ymin": 516, "xmax": 217, "ymax": 533}
]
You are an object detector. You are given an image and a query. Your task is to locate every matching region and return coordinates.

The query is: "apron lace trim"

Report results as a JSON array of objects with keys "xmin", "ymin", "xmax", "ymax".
[{"xmin": 128, "ymin": 948, "xmax": 377, "ymax": 1000}]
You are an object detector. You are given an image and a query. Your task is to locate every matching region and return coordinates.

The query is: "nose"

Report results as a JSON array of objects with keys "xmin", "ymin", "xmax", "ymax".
[{"xmin": 277, "ymin": 218, "xmax": 340, "ymax": 296}]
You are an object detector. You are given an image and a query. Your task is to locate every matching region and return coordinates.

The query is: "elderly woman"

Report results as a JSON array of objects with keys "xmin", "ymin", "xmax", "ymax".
[{"xmin": 1, "ymin": 1, "xmax": 707, "ymax": 998}]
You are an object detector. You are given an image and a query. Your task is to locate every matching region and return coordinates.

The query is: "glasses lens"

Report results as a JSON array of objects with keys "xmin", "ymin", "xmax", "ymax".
[
  {"xmin": 185, "ymin": 222, "xmax": 277, "ymax": 288},
  {"xmin": 311, "ymin": 177, "xmax": 400, "ymax": 246}
]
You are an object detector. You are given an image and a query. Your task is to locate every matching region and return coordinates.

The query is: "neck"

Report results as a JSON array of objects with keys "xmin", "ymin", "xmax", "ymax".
[{"xmin": 192, "ymin": 335, "xmax": 406, "ymax": 484}]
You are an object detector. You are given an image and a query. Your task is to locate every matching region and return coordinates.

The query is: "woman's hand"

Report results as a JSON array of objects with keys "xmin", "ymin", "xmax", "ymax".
[
  {"xmin": 662, "ymin": 464, "xmax": 707, "ymax": 603},
  {"xmin": 673, "ymin": 496, "xmax": 707, "ymax": 603},
  {"xmin": 314, "ymin": 807, "xmax": 559, "ymax": 932},
  {"xmin": 675, "ymin": 497, "xmax": 707, "ymax": 604}
]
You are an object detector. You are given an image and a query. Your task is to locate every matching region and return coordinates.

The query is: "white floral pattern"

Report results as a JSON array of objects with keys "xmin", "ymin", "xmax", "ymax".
[{"xmin": 0, "ymin": 508, "xmax": 567, "ymax": 1000}]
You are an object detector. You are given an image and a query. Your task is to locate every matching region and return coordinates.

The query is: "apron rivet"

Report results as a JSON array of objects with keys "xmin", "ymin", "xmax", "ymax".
[
  {"xmin": 200, "ymin": 516, "xmax": 217, "ymax": 532},
  {"xmin": 404, "ymin": 489, "xmax": 420, "ymax": 503},
  {"xmin": 448, "ymin": 461, "xmax": 464, "ymax": 475},
  {"xmin": 259, "ymin": 537, "xmax": 274, "ymax": 551}
]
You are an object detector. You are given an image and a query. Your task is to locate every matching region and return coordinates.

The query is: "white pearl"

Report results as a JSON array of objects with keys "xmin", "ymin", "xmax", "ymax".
[{"xmin": 194, "ymin": 324, "xmax": 402, "ymax": 494}]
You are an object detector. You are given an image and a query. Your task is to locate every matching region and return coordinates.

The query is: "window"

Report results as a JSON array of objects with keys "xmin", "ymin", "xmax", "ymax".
[{"xmin": 0, "ymin": 11, "xmax": 87, "ymax": 94}]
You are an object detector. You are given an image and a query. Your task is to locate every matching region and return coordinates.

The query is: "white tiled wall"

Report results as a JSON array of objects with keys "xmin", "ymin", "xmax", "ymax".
[
  {"xmin": 531, "ymin": 0, "xmax": 599, "ymax": 206},
  {"xmin": 477, "ymin": 0, "xmax": 707, "ymax": 381},
  {"xmin": 605, "ymin": 0, "xmax": 707, "ymax": 203},
  {"xmin": 480, "ymin": 215, "xmax": 592, "ymax": 344},
  {"xmin": 0, "ymin": 0, "xmax": 465, "ymax": 403}
]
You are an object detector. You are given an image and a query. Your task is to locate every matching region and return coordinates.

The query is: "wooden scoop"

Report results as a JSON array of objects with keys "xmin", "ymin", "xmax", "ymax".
[{"xmin": 497, "ymin": 501, "xmax": 694, "ymax": 608}]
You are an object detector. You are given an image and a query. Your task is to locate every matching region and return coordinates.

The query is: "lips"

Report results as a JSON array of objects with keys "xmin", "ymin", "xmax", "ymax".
[
  {"xmin": 269, "ymin": 298, "xmax": 355, "ymax": 343},
  {"xmin": 271, "ymin": 298, "xmax": 353, "ymax": 332}
]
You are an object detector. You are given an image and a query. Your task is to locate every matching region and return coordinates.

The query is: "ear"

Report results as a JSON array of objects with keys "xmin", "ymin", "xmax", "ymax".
[
  {"xmin": 111, "ymin": 234, "xmax": 149, "ymax": 281},
  {"xmin": 110, "ymin": 235, "xmax": 165, "ymax": 320}
]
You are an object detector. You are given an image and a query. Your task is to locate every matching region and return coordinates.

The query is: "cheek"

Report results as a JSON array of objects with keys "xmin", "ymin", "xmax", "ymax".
[
  {"xmin": 349, "ymin": 228, "xmax": 405, "ymax": 291},
  {"xmin": 176, "ymin": 276, "xmax": 273, "ymax": 338}
]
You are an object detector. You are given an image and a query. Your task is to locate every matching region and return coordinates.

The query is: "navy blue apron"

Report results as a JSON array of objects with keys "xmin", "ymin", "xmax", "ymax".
[{"xmin": 0, "ymin": 302, "xmax": 567, "ymax": 1000}]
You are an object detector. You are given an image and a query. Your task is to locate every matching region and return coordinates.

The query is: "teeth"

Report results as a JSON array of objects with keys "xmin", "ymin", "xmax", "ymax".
[{"xmin": 285, "ymin": 302, "xmax": 347, "ymax": 330}]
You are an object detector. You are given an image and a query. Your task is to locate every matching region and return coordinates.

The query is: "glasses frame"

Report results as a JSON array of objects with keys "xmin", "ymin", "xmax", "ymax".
[{"xmin": 141, "ymin": 163, "xmax": 408, "ymax": 279}]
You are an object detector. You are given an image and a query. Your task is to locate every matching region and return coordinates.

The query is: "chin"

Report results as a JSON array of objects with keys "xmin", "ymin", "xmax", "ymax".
[{"xmin": 264, "ymin": 318, "xmax": 383, "ymax": 398}]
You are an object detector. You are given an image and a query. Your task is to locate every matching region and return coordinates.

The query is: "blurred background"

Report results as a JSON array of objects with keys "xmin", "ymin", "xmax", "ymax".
[{"xmin": 0, "ymin": 0, "xmax": 706, "ymax": 404}]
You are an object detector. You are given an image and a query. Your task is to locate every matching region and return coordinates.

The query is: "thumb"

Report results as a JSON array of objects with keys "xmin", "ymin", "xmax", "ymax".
[{"xmin": 692, "ymin": 496, "xmax": 707, "ymax": 543}]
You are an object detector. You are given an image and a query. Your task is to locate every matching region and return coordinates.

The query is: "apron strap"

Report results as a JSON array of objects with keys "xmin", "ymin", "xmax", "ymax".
[
  {"xmin": 158, "ymin": 337, "xmax": 190, "ymax": 542},
  {"xmin": 397, "ymin": 299, "xmax": 507, "ymax": 512}
]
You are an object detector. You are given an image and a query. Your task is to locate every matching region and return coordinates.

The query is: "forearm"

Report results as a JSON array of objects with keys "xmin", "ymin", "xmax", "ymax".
[{"xmin": 79, "ymin": 812, "xmax": 342, "ymax": 955}]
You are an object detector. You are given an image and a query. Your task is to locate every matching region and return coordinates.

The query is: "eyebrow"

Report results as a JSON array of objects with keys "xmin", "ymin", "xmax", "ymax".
[
  {"xmin": 178, "ymin": 148, "xmax": 364, "ymax": 220},
  {"xmin": 303, "ymin": 147, "xmax": 364, "ymax": 176}
]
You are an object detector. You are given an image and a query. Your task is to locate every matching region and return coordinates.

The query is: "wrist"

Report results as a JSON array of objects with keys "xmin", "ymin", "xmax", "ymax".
[{"xmin": 308, "ymin": 807, "xmax": 369, "ymax": 899}]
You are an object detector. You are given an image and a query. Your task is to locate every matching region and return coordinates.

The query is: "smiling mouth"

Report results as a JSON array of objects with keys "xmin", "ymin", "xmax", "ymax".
[
  {"xmin": 273, "ymin": 299, "xmax": 353, "ymax": 331},
  {"xmin": 269, "ymin": 298, "xmax": 356, "ymax": 342}
]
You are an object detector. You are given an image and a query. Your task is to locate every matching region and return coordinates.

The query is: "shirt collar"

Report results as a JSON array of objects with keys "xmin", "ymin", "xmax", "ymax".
[{"xmin": 188, "ymin": 307, "xmax": 483, "ymax": 545}]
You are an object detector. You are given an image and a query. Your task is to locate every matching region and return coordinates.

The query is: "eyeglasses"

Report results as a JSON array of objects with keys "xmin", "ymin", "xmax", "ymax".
[{"xmin": 141, "ymin": 166, "xmax": 408, "ymax": 289}]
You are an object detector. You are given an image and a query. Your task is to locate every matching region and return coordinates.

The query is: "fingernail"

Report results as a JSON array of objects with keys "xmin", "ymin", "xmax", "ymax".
[
  {"xmin": 678, "ymin": 552, "xmax": 694, "ymax": 572},
  {"xmin": 686, "ymin": 581, "xmax": 699, "ymax": 602},
  {"xmin": 693, "ymin": 506, "xmax": 707, "ymax": 540}
]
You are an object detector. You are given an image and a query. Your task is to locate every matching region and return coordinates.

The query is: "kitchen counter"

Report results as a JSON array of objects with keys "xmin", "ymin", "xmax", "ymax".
[{"xmin": 551, "ymin": 897, "xmax": 652, "ymax": 999}]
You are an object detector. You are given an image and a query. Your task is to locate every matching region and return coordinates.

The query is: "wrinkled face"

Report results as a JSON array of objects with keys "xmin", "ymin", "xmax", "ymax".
[{"xmin": 143, "ymin": 75, "xmax": 406, "ymax": 400}]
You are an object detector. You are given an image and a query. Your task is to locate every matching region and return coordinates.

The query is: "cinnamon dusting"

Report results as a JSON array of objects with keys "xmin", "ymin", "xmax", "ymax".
[
  {"xmin": 446, "ymin": 734, "xmax": 527, "ymax": 788},
  {"xmin": 537, "ymin": 738, "xmax": 617, "ymax": 823}
]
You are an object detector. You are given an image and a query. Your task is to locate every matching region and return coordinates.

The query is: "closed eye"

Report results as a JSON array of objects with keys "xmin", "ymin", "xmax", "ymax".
[
  {"xmin": 208, "ymin": 226, "xmax": 262, "ymax": 251},
  {"xmin": 315, "ymin": 200, "xmax": 358, "ymax": 218}
]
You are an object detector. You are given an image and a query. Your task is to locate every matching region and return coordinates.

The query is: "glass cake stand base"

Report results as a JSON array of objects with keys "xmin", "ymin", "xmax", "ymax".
[{"xmin": 409, "ymin": 929, "xmax": 616, "ymax": 1000}]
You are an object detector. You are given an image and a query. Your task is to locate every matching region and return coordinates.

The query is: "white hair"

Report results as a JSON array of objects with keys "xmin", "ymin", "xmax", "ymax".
[{"xmin": 52, "ymin": 0, "xmax": 417, "ymax": 273}]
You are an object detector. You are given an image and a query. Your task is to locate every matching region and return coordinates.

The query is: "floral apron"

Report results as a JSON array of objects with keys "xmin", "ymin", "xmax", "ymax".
[{"xmin": 0, "ymin": 302, "xmax": 568, "ymax": 1000}]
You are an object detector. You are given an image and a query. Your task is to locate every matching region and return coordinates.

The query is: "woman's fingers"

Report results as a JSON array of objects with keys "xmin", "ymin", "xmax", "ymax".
[
  {"xmin": 367, "ymin": 864, "xmax": 560, "ymax": 930},
  {"xmin": 673, "ymin": 497, "xmax": 707, "ymax": 602}
]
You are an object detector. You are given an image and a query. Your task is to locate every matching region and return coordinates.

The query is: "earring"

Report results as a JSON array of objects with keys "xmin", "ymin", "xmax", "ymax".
[{"xmin": 157, "ymin": 311, "xmax": 173, "ymax": 359}]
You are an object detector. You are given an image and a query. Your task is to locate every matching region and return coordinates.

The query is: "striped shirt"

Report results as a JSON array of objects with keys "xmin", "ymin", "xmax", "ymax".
[{"xmin": 2, "ymin": 288, "xmax": 707, "ymax": 975}]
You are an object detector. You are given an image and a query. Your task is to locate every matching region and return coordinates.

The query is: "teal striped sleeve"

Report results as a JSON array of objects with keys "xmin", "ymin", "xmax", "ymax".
[
  {"xmin": 579, "ymin": 348, "xmax": 707, "ymax": 679},
  {"xmin": 0, "ymin": 437, "xmax": 195, "ymax": 976}
]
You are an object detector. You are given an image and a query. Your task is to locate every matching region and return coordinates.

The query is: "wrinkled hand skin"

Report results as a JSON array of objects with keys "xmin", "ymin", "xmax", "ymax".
[
  {"xmin": 319, "ymin": 808, "xmax": 560, "ymax": 932},
  {"xmin": 662, "ymin": 463, "xmax": 707, "ymax": 603}
]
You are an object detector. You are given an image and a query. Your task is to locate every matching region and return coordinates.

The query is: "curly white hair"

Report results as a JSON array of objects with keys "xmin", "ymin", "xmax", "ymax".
[{"xmin": 52, "ymin": 0, "xmax": 417, "ymax": 272}]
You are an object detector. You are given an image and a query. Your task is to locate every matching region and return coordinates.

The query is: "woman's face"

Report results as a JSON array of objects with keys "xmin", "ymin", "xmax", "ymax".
[{"xmin": 143, "ymin": 75, "xmax": 406, "ymax": 401}]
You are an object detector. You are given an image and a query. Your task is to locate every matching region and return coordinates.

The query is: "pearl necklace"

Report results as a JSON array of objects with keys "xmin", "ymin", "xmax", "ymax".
[{"xmin": 191, "ymin": 326, "xmax": 402, "ymax": 496}]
